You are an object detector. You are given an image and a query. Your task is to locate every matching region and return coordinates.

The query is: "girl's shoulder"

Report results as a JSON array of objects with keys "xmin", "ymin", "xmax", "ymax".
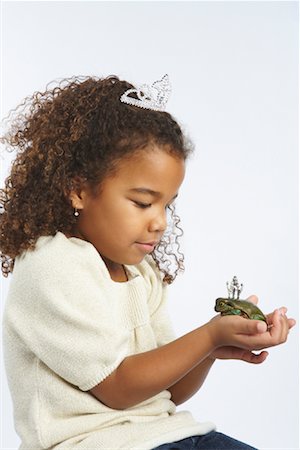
[{"xmin": 13, "ymin": 231, "xmax": 105, "ymax": 283}]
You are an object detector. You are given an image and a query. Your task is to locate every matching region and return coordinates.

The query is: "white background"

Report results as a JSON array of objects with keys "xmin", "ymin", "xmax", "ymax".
[{"xmin": 0, "ymin": 1, "xmax": 298, "ymax": 449}]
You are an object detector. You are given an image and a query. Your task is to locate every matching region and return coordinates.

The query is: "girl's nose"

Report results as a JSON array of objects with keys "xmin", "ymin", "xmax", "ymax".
[{"xmin": 148, "ymin": 209, "xmax": 167, "ymax": 233}]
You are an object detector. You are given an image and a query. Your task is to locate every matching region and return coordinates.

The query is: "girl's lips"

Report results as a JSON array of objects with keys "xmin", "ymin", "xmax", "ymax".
[{"xmin": 135, "ymin": 242, "xmax": 158, "ymax": 253}]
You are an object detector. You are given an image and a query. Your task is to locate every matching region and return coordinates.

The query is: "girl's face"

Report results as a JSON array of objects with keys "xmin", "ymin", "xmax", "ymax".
[{"xmin": 69, "ymin": 146, "xmax": 185, "ymax": 278}]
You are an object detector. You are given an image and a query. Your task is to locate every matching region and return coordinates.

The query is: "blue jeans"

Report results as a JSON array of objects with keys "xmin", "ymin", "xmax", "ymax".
[{"xmin": 152, "ymin": 431, "xmax": 257, "ymax": 449}]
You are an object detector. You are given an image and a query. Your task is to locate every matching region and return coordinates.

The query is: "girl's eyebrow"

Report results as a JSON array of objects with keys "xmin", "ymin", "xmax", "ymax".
[
  {"xmin": 129, "ymin": 188, "xmax": 160, "ymax": 197},
  {"xmin": 128, "ymin": 187, "xmax": 178, "ymax": 200}
]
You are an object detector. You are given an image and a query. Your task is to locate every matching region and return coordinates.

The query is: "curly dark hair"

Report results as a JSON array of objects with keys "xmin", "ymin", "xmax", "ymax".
[{"xmin": 0, "ymin": 75, "xmax": 193, "ymax": 282}]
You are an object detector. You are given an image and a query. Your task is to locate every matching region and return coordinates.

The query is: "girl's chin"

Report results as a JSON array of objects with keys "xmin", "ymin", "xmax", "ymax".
[{"xmin": 100, "ymin": 252, "xmax": 147, "ymax": 268}]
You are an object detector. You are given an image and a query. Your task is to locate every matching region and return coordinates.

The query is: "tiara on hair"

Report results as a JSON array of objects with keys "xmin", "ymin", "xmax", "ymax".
[{"xmin": 120, "ymin": 74, "xmax": 171, "ymax": 112}]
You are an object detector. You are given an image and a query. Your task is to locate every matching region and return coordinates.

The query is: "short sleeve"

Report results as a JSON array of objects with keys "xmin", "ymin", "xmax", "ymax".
[
  {"xmin": 6, "ymin": 238, "xmax": 131, "ymax": 392},
  {"xmin": 140, "ymin": 256, "xmax": 177, "ymax": 347},
  {"xmin": 150, "ymin": 284, "xmax": 177, "ymax": 347}
]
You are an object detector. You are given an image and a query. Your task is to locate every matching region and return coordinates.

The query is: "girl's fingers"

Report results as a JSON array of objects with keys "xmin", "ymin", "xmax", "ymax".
[
  {"xmin": 236, "ymin": 309, "xmax": 292, "ymax": 349},
  {"xmin": 288, "ymin": 317, "xmax": 296, "ymax": 329},
  {"xmin": 246, "ymin": 295, "xmax": 258, "ymax": 305},
  {"xmin": 217, "ymin": 308, "xmax": 295, "ymax": 350},
  {"xmin": 268, "ymin": 309, "xmax": 291, "ymax": 344},
  {"xmin": 268, "ymin": 309, "xmax": 281, "ymax": 336},
  {"xmin": 266, "ymin": 307, "xmax": 296, "ymax": 330},
  {"xmin": 235, "ymin": 316, "xmax": 267, "ymax": 335},
  {"xmin": 278, "ymin": 307, "xmax": 296, "ymax": 329},
  {"xmin": 242, "ymin": 350, "xmax": 269, "ymax": 364}
]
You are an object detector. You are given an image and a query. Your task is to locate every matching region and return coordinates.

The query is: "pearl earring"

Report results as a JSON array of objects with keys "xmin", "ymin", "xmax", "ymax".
[{"xmin": 74, "ymin": 208, "xmax": 80, "ymax": 217}]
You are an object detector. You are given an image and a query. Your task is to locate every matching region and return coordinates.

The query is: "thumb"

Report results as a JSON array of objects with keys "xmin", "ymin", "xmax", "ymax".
[
  {"xmin": 238, "ymin": 318, "xmax": 267, "ymax": 335},
  {"xmin": 246, "ymin": 295, "xmax": 258, "ymax": 305}
]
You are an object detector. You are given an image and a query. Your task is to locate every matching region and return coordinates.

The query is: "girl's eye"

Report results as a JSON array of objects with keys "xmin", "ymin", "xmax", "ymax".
[{"xmin": 133, "ymin": 201, "xmax": 151, "ymax": 209}]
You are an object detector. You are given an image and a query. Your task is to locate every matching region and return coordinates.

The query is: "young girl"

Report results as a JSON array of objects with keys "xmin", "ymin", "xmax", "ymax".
[{"xmin": 1, "ymin": 74, "xmax": 295, "ymax": 450}]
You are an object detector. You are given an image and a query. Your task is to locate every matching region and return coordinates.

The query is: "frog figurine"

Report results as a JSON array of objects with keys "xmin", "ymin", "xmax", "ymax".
[{"xmin": 214, "ymin": 276, "xmax": 267, "ymax": 324}]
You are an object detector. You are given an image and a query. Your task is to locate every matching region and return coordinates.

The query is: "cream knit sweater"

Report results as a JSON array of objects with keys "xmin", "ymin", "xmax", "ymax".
[{"xmin": 3, "ymin": 232, "xmax": 214, "ymax": 450}]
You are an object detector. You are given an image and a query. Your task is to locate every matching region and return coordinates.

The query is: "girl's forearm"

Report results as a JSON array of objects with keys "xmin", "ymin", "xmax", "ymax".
[
  {"xmin": 89, "ymin": 323, "xmax": 215, "ymax": 410},
  {"xmin": 167, "ymin": 357, "xmax": 215, "ymax": 406}
]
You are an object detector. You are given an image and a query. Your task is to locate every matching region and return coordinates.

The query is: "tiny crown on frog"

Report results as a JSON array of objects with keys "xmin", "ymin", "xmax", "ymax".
[{"xmin": 226, "ymin": 276, "xmax": 243, "ymax": 300}]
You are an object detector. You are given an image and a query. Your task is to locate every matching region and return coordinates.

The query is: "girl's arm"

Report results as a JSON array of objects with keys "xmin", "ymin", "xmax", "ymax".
[
  {"xmin": 90, "ymin": 322, "xmax": 215, "ymax": 409},
  {"xmin": 167, "ymin": 296, "xmax": 271, "ymax": 405},
  {"xmin": 167, "ymin": 357, "xmax": 215, "ymax": 405},
  {"xmin": 89, "ymin": 310, "xmax": 293, "ymax": 410},
  {"xmin": 167, "ymin": 347, "xmax": 268, "ymax": 405}
]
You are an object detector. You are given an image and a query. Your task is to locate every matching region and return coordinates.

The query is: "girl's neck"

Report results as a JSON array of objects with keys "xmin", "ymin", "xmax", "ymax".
[
  {"xmin": 101, "ymin": 256, "xmax": 128, "ymax": 283},
  {"xmin": 64, "ymin": 232, "xmax": 128, "ymax": 282}
]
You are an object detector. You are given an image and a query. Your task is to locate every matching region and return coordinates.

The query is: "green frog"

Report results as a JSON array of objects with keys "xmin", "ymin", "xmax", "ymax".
[
  {"xmin": 214, "ymin": 298, "xmax": 267, "ymax": 323},
  {"xmin": 214, "ymin": 276, "xmax": 267, "ymax": 324}
]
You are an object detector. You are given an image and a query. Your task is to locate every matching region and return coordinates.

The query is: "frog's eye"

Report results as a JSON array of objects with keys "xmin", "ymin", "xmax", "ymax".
[{"xmin": 219, "ymin": 301, "xmax": 226, "ymax": 307}]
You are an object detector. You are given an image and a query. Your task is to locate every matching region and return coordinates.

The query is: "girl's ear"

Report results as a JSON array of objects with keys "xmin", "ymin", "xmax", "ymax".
[
  {"xmin": 69, "ymin": 191, "xmax": 84, "ymax": 210},
  {"xmin": 66, "ymin": 176, "xmax": 88, "ymax": 209}
]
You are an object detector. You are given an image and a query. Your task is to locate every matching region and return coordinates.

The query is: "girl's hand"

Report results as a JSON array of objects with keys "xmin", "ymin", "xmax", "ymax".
[
  {"xmin": 210, "ymin": 346, "xmax": 269, "ymax": 364},
  {"xmin": 208, "ymin": 295, "xmax": 296, "ymax": 352}
]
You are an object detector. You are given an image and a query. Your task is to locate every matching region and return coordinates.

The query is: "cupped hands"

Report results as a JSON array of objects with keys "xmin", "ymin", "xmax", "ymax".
[{"xmin": 208, "ymin": 295, "xmax": 296, "ymax": 363}]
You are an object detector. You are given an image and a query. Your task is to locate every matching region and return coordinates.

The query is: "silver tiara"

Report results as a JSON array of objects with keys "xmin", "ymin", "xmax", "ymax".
[{"xmin": 120, "ymin": 74, "xmax": 171, "ymax": 112}]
